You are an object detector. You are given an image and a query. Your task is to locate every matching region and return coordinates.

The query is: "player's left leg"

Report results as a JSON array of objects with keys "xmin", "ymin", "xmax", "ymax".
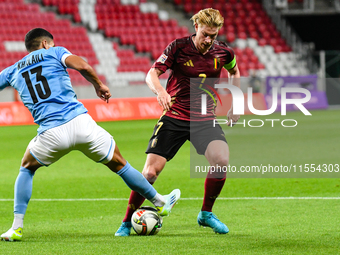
[
  {"xmin": 197, "ymin": 140, "xmax": 229, "ymax": 234},
  {"xmin": 1, "ymin": 148, "xmax": 42, "ymax": 242}
]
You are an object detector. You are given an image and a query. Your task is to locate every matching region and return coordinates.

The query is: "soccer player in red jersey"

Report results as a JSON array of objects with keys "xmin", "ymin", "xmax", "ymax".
[{"xmin": 116, "ymin": 8, "xmax": 240, "ymax": 236}]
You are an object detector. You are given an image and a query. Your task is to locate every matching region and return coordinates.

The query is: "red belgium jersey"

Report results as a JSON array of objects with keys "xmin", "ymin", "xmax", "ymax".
[{"xmin": 152, "ymin": 34, "xmax": 236, "ymax": 121}]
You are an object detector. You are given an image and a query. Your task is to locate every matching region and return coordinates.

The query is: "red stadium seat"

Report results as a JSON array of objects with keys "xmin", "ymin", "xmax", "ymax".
[
  {"xmin": 244, "ymin": 47, "xmax": 255, "ymax": 56},
  {"xmin": 258, "ymin": 38, "xmax": 268, "ymax": 46},
  {"xmin": 274, "ymin": 45, "xmax": 284, "ymax": 53},
  {"xmin": 238, "ymin": 54, "xmax": 249, "ymax": 63},
  {"xmin": 255, "ymin": 62, "xmax": 265, "ymax": 69},
  {"xmin": 225, "ymin": 24, "xmax": 235, "ymax": 33},
  {"xmin": 223, "ymin": 3, "xmax": 233, "ymax": 12},
  {"xmin": 237, "ymin": 32, "xmax": 248, "ymax": 40},
  {"xmin": 262, "ymin": 31, "xmax": 271, "ymax": 41},
  {"xmin": 234, "ymin": 3, "xmax": 244, "ymax": 12},
  {"xmin": 249, "ymin": 31, "xmax": 260, "ymax": 40},
  {"xmin": 226, "ymin": 32, "xmax": 236, "ymax": 43},
  {"xmin": 233, "ymin": 47, "xmax": 243, "ymax": 56},
  {"xmin": 236, "ymin": 25, "xmax": 246, "ymax": 33}
]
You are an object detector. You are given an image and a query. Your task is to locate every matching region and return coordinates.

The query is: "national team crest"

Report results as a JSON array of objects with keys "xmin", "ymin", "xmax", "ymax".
[{"xmin": 213, "ymin": 58, "xmax": 220, "ymax": 69}]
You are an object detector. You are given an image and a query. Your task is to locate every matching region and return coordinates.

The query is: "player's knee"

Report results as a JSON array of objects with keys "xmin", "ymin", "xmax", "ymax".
[
  {"xmin": 142, "ymin": 166, "xmax": 159, "ymax": 183},
  {"xmin": 21, "ymin": 158, "xmax": 41, "ymax": 171},
  {"xmin": 106, "ymin": 146, "xmax": 127, "ymax": 172},
  {"xmin": 211, "ymin": 153, "xmax": 229, "ymax": 167}
]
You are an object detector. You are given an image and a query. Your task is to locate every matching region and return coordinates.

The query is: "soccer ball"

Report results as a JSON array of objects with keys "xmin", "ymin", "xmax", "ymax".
[{"xmin": 131, "ymin": 206, "xmax": 163, "ymax": 235}]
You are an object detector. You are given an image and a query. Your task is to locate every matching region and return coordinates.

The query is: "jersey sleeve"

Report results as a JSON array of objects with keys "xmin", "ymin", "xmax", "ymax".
[
  {"xmin": 53, "ymin": 47, "xmax": 73, "ymax": 67},
  {"xmin": 222, "ymin": 46, "xmax": 237, "ymax": 70},
  {"xmin": 152, "ymin": 40, "xmax": 177, "ymax": 73},
  {"xmin": 0, "ymin": 68, "xmax": 11, "ymax": 91}
]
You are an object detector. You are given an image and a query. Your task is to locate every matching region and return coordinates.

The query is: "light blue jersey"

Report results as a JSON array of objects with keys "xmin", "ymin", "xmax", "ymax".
[{"xmin": 0, "ymin": 47, "xmax": 87, "ymax": 134}]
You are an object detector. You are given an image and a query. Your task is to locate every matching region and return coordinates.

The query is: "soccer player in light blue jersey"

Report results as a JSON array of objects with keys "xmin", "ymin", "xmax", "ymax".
[{"xmin": 0, "ymin": 28, "xmax": 180, "ymax": 242}]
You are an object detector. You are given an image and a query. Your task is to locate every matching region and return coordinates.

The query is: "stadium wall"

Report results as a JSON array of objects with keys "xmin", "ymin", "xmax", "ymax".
[
  {"xmin": 0, "ymin": 93, "xmax": 270, "ymax": 126},
  {"xmin": 0, "ymin": 97, "xmax": 163, "ymax": 126},
  {"xmin": 0, "ymin": 85, "xmax": 158, "ymax": 102}
]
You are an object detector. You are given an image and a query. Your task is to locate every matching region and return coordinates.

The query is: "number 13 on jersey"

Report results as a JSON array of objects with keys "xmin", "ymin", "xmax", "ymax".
[{"xmin": 22, "ymin": 65, "xmax": 51, "ymax": 104}]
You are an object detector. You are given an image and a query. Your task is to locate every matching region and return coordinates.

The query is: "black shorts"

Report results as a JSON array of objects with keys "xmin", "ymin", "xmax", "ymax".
[{"xmin": 145, "ymin": 115, "xmax": 227, "ymax": 161}]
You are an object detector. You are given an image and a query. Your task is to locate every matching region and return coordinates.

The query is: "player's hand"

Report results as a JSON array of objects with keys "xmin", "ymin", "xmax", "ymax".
[
  {"xmin": 157, "ymin": 91, "xmax": 171, "ymax": 111},
  {"xmin": 96, "ymin": 84, "xmax": 111, "ymax": 103},
  {"xmin": 227, "ymin": 108, "xmax": 240, "ymax": 126}
]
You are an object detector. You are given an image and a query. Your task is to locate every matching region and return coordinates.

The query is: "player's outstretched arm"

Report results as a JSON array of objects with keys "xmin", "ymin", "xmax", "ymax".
[
  {"xmin": 65, "ymin": 55, "xmax": 111, "ymax": 103},
  {"xmin": 146, "ymin": 67, "xmax": 171, "ymax": 111}
]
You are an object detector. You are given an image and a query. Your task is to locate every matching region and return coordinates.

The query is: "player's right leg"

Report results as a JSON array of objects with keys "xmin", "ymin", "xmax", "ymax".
[
  {"xmin": 2, "ymin": 118, "xmax": 79, "ymax": 241},
  {"xmin": 115, "ymin": 153, "xmax": 167, "ymax": 236},
  {"xmin": 2, "ymin": 114, "xmax": 95, "ymax": 241},
  {"xmin": 191, "ymin": 122, "xmax": 230, "ymax": 234}
]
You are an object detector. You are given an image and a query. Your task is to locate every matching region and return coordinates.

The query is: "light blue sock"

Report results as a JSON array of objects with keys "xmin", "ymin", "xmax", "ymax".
[
  {"xmin": 117, "ymin": 162, "xmax": 156, "ymax": 200},
  {"xmin": 14, "ymin": 167, "xmax": 35, "ymax": 215}
]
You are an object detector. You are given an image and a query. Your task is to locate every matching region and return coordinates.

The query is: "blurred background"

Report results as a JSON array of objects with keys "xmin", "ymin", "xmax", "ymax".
[{"xmin": 0, "ymin": 0, "xmax": 339, "ymax": 108}]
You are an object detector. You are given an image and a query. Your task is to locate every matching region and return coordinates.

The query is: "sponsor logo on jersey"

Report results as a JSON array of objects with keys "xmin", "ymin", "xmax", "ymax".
[
  {"xmin": 157, "ymin": 54, "xmax": 168, "ymax": 64},
  {"xmin": 184, "ymin": 60, "xmax": 194, "ymax": 67}
]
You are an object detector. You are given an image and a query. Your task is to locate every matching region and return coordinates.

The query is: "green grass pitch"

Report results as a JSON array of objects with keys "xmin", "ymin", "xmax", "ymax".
[{"xmin": 0, "ymin": 109, "xmax": 339, "ymax": 254}]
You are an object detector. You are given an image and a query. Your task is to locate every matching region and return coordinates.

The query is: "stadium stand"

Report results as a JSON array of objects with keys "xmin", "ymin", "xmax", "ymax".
[
  {"xmin": 0, "ymin": 0, "xmax": 106, "ymax": 85},
  {"xmin": 40, "ymin": 0, "xmax": 184, "ymax": 84},
  {"xmin": 39, "ymin": 0, "xmax": 193, "ymax": 84},
  {"xmin": 1, "ymin": 0, "xmax": 312, "ymax": 87},
  {"xmin": 94, "ymin": 0, "xmax": 190, "ymax": 81},
  {"xmin": 172, "ymin": 0, "xmax": 311, "ymax": 77}
]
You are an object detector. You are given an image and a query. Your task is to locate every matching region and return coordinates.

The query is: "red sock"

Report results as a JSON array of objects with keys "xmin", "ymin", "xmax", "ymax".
[
  {"xmin": 122, "ymin": 179, "xmax": 155, "ymax": 222},
  {"xmin": 122, "ymin": 190, "xmax": 146, "ymax": 222},
  {"xmin": 201, "ymin": 177, "xmax": 226, "ymax": 212}
]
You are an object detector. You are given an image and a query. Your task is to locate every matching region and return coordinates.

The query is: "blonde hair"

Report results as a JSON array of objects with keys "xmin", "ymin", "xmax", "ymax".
[{"xmin": 190, "ymin": 8, "xmax": 224, "ymax": 29}]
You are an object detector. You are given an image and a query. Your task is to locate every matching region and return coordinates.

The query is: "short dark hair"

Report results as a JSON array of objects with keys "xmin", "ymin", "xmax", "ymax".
[{"xmin": 25, "ymin": 28, "xmax": 53, "ymax": 52}]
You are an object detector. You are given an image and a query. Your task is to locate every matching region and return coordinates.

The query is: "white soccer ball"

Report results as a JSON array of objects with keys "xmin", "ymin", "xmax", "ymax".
[{"xmin": 131, "ymin": 206, "xmax": 163, "ymax": 235}]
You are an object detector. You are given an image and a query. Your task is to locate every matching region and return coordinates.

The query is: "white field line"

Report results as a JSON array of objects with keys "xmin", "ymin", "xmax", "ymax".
[{"xmin": 0, "ymin": 197, "xmax": 340, "ymax": 202}]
